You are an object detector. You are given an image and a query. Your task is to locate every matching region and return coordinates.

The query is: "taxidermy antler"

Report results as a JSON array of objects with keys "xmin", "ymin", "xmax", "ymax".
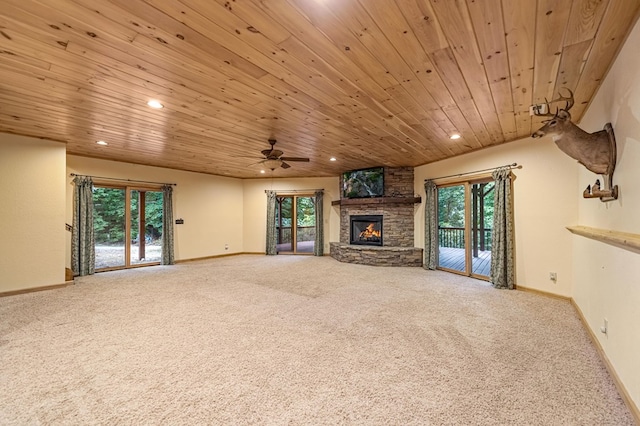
[{"xmin": 531, "ymin": 88, "xmax": 618, "ymax": 202}]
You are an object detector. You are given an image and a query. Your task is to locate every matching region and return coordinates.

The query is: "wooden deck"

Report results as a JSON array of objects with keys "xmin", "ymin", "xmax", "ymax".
[{"xmin": 438, "ymin": 247, "xmax": 491, "ymax": 277}]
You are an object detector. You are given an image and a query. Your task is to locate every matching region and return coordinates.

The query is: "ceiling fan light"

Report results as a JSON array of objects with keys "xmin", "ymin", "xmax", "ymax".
[{"xmin": 263, "ymin": 159, "xmax": 282, "ymax": 170}]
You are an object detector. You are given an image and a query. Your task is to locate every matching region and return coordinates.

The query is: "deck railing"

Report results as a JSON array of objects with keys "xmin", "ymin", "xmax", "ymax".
[
  {"xmin": 438, "ymin": 227, "xmax": 492, "ymax": 251},
  {"xmin": 276, "ymin": 226, "xmax": 316, "ymax": 243}
]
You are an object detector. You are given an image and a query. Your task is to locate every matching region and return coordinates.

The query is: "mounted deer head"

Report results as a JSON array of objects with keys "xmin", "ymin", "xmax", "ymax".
[{"xmin": 531, "ymin": 89, "xmax": 618, "ymax": 201}]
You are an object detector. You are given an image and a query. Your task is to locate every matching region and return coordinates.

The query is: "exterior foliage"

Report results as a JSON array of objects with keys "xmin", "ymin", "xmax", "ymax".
[{"xmin": 92, "ymin": 187, "xmax": 163, "ymax": 244}]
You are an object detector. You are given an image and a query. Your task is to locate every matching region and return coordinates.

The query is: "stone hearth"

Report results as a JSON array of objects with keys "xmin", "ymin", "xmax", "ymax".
[
  {"xmin": 330, "ymin": 167, "xmax": 423, "ymax": 267},
  {"xmin": 330, "ymin": 243, "xmax": 423, "ymax": 267}
]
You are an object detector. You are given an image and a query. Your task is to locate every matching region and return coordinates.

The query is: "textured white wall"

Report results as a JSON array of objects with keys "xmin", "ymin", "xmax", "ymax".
[
  {"xmin": 242, "ymin": 177, "xmax": 340, "ymax": 254},
  {"xmin": 573, "ymin": 18, "xmax": 640, "ymax": 410},
  {"xmin": 0, "ymin": 134, "xmax": 66, "ymax": 292},
  {"xmin": 66, "ymin": 156, "xmax": 245, "ymax": 262},
  {"xmin": 414, "ymin": 136, "xmax": 579, "ymax": 297}
]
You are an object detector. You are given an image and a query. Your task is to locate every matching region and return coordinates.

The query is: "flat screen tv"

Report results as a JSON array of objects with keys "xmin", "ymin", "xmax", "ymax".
[{"xmin": 342, "ymin": 167, "xmax": 384, "ymax": 198}]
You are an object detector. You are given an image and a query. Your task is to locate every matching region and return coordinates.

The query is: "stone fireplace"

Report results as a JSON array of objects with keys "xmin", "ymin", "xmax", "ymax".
[{"xmin": 330, "ymin": 167, "xmax": 423, "ymax": 267}]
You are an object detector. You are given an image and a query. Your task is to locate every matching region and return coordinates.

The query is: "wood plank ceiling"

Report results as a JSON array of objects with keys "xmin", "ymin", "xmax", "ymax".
[{"xmin": 1, "ymin": 0, "xmax": 639, "ymax": 178}]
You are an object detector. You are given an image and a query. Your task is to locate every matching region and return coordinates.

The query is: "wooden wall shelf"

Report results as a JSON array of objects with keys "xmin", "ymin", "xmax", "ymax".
[
  {"xmin": 566, "ymin": 226, "xmax": 640, "ymax": 252},
  {"xmin": 331, "ymin": 196, "xmax": 421, "ymax": 206}
]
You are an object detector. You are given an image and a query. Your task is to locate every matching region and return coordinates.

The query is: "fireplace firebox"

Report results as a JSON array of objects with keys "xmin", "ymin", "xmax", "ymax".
[{"xmin": 350, "ymin": 215, "xmax": 383, "ymax": 246}]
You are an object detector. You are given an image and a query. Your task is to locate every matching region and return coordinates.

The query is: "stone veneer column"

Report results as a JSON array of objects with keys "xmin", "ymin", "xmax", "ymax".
[{"xmin": 332, "ymin": 167, "xmax": 423, "ymax": 266}]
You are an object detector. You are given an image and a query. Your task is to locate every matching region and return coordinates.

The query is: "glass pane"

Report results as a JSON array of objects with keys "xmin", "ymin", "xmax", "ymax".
[
  {"xmin": 130, "ymin": 190, "xmax": 163, "ymax": 265},
  {"xmin": 471, "ymin": 182, "xmax": 494, "ymax": 277},
  {"xmin": 276, "ymin": 197, "xmax": 293, "ymax": 252},
  {"xmin": 296, "ymin": 197, "xmax": 315, "ymax": 253},
  {"xmin": 437, "ymin": 185, "xmax": 466, "ymax": 273},
  {"xmin": 93, "ymin": 187, "xmax": 126, "ymax": 269}
]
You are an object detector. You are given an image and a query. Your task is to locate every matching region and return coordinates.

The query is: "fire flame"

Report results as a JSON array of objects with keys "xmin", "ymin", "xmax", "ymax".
[{"xmin": 359, "ymin": 223, "xmax": 381, "ymax": 239}]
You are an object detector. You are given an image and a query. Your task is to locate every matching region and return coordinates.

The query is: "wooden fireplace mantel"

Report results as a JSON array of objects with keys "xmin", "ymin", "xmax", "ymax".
[{"xmin": 331, "ymin": 196, "xmax": 421, "ymax": 207}]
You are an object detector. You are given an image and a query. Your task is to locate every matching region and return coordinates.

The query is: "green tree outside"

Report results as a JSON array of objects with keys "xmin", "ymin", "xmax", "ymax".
[{"xmin": 93, "ymin": 187, "xmax": 163, "ymax": 244}]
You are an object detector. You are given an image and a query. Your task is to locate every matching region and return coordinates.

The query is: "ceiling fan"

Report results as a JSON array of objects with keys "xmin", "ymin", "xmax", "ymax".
[{"xmin": 252, "ymin": 139, "xmax": 310, "ymax": 170}]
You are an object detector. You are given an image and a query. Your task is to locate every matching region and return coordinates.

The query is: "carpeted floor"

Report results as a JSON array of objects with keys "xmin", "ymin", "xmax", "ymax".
[{"xmin": 0, "ymin": 255, "xmax": 634, "ymax": 425}]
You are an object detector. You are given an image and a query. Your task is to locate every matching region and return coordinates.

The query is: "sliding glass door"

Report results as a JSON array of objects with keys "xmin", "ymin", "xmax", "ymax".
[
  {"xmin": 275, "ymin": 195, "xmax": 315, "ymax": 254},
  {"xmin": 130, "ymin": 190, "xmax": 163, "ymax": 265},
  {"xmin": 437, "ymin": 178, "xmax": 494, "ymax": 279},
  {"xmin": 470, "ymin": 181, "xmax": 494, "ymax": 277},
  {"xmin": 93, "ymin": 185, "xmax": 163, "ymax": 271},
  {"xmin": 93, "ymin": 187, "xmax": 127, "ymax": 270},
  {"xmin": 437, "ymin": 184, "xmax": 466, "ymax": 273}
]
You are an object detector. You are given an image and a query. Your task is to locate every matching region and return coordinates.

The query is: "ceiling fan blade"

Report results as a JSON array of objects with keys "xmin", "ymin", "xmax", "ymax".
[
  {"xmin": 260, "ymin": 149, "xmax": 273, "ymax": 157},
  {"xmin": 280, "ymin": 157, "xmax": 309, "ymax": 162},
  {"xmin": 280, "ymin": 162, "xmax": 291, "ymax": 169}
]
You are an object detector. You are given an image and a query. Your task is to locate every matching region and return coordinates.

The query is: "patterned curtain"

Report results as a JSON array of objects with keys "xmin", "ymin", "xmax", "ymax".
[
  {"xmin": 313, "ymin": 191, "xmax": 324, "ymax": 256},
  {"xmin": 161, "ymin": 185, "xmax": 175, "ymax": 265},
  {"xmin": 423, "ymin": 180, "xmax": 438, "ymax": 270},
  {"xmin": 490, "ymin": 167, "xmax": 515, "ymax": 289},
  {"xmin": 265, "ymin": 190, "xmax": 277, "ymax": 255},
  {"xmin": 71, "ymin": 176, "xmax": 95, "ymax": 276}
]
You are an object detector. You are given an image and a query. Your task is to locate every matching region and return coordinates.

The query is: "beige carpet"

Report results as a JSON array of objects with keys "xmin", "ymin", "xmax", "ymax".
[{"xmin": 0, "ymin": 255, "xmax": 633, "ymax": 425}]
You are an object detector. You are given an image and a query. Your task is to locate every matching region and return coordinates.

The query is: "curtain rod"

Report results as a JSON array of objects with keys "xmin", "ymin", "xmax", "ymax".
[
  {"xmin": 425, "ymin": 163, "xmax": 521, "ymax": 181},
  {"xmin": 70, "ymin": 173, "xmax": 177, "ymax": 186},
  {"xmin": 264, "ymin": 189, "xmax": 323, "ymax": 193}
]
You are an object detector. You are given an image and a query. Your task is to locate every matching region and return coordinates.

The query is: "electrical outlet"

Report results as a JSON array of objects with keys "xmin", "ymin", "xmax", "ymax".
[
  {"xmin": 600, "ymin": 318, "xmax": 608, "ymax": 335},
  {"xmin": 549, "ymin": 272, "xmax": 557, "ymax": 282}
]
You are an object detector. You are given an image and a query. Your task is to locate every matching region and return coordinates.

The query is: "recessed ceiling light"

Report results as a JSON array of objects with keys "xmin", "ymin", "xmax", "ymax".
[
  {"xmin": 147, "ymin": 100, "xmax": 164, "ymax": 109},
  {"xmin": 450, "ymin": 133, "xmax": 461, "ymax": 140},
  {"xmin": 260, "ymin": 170, "xmax": 266, "ymax": 174},
  {"xmin": 96, "ymin": 140, "xmax": 108, "ymax": 146},
  {"xmin": 330, "ymin": 157, "xmax": 337, "ymax": 161}
]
